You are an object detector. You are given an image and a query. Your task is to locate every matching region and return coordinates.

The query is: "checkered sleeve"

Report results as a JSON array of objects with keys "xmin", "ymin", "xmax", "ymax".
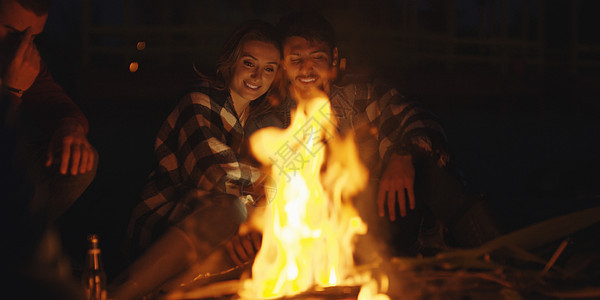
[
  {"xmin": 127, "ymin": 91, "xmax": 262, "ymax": 253},
  {"xmin": 160, "ymin": 92, "xmax": 262, "ymax": 194},
  {"xmin": 364, "ymin": 81, "xmax": 451, "ymax": 168}
]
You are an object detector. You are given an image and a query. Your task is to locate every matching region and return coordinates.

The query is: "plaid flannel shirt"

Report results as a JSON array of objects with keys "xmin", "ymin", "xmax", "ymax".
[
  {"xmin": 250, "ymin": 77, "xmax": 451, "ymax": 177},
  {"xmin": 128, "ymin": 82, "xmax": 262, "ymax": 251},
  {"xmin": 329, "ymin": 78, "xmax": 451, "ymax": 175}
]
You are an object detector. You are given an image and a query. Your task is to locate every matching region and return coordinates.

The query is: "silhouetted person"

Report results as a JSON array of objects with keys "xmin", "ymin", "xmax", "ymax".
[{"xmin": 0, "ymin": 0, "xmax": 97, "ymax": 224}]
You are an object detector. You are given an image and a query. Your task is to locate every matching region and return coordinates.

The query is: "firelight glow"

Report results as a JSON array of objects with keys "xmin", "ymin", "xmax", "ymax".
[{"xmin": 240, "ymin": 88, "xmax": 387, "ymax": 299}]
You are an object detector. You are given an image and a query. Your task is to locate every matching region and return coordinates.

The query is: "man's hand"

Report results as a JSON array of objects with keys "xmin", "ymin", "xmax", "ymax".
[
  {"xmin": 377, "ymin": 153, "xmax": 416, "ymax": 221},
  {"xmin": 45, "ymin": 119, "xmax": 95, "ymax": 175},
  {"xmin": 225, "ymin": 231, "xmax": 262, "ymax": 267},
  {"xmin": 2, "ymin": 27, "xmax": 40, "ymax": 94}
]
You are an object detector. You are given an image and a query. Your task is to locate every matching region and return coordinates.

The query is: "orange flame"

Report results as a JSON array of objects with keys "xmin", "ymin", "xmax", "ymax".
[{"xmin": 241, "ymin": 88, "xmax": 379, "ymax": 299}]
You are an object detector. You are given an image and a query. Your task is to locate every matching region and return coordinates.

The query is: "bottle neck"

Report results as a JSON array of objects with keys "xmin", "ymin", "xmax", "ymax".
[{"xmin": 87, "ymin": 248, "xmax": 103, "ymax": 270}]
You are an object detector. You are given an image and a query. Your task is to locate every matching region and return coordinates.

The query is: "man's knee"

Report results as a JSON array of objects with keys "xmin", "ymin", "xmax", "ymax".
[
  {"xmin": 414, "ymin": 158, "xmax": 501, "ymax": 247},
  {"xmin": 45, "ymin": 146, "xmax": 99, "ymax": 222}
]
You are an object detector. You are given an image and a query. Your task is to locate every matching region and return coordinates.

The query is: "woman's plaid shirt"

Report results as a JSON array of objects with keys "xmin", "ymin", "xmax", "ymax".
[{"xmin": 128, "ymin": 82, "xmax": 263, "ymax": 250}]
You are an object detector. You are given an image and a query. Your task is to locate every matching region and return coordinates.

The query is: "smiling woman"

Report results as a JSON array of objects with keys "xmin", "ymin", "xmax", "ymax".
[
  {"xmin": 106, "ymin": 20, "xmax": 283, "ymax": 300},
  {"xmin": 228, "ymin": 40, "xmax": 280, "ymax": 125}
]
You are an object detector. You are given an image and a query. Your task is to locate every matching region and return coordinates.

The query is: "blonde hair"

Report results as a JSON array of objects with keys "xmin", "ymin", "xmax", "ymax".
[{"xmin": 196, "ymin": 20, "xmax": 285, "ymax": 118}]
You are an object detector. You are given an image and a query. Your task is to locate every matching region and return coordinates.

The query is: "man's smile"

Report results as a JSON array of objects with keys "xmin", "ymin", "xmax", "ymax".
[{"xmin": 297, "ymin": 76, "xmax": 318, "ymax": 84}]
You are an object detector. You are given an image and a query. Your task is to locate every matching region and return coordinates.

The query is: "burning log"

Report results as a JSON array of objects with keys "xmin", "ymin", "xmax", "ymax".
[{"xmin": 163, "ymin": 282, "xmax": 361, "ymax": 300}]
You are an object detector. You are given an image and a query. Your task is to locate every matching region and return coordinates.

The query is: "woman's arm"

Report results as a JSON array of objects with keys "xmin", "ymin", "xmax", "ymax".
[{"xmin": 158, "ymin": 91, "xmax": 262, "ymax": 195}]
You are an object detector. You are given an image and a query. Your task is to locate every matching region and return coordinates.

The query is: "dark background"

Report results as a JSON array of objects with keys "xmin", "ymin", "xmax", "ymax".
[{"xmin": 34, "ymin": 0, "xmax": 600, "ymax": 281}]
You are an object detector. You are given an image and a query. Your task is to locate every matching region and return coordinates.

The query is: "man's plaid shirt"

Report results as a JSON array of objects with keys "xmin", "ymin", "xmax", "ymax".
[
  {"xmin": 128, "ymin": 81, "xmax": 263, "ymax": 251},
  {"xmin": 329, "ymin": 78, "xmax": 451, "ymax": 174},
  {"xmin": 249, "ymin": 77, "xmax": 452, "ymax": 177}
]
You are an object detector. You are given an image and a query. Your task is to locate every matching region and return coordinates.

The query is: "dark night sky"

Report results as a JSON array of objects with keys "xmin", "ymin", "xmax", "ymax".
[{"xmin": 39, "ymin": 0, "xmax": 600, "ymax": 75}]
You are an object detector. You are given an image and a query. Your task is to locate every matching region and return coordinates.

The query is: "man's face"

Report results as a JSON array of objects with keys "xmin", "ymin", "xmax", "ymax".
[
  {"xmin": 0, "ymin": 0, "xmax": 47, "ymax": 55},
  {"xmin": 282, "ymin": 36, "xmax": 337, "ymax": 94}
]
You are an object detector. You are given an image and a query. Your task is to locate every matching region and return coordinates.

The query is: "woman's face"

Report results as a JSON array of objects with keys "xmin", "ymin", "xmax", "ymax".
[{"xmin": 229, "ymin": 40, "xmax": 280, "ymax": 103}]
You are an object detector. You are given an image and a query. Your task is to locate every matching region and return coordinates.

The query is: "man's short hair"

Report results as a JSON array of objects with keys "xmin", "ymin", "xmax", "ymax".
[
  {"xmin": 277, "ymin": 11, "xmax": 336, "ymax": 52},
  {"xmin": 4, "ymin": 0, "xmax": 52, "ymax": 16}
]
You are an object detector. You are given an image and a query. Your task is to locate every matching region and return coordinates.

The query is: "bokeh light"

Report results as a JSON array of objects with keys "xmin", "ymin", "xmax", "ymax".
[{"xmin": 129, "ymin": 61, "xmax": 139, "ymax": 72}]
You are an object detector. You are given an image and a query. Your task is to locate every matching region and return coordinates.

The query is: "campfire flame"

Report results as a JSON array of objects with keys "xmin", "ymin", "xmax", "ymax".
[{"xmin": 241, "ymin": 88, "xmax": 388, "ymax": 299}]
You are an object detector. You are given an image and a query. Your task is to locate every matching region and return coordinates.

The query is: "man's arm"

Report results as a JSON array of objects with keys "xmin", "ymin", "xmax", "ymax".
[
  {"xmin": 20, "ymin": 60, "xmax": 94, "ymax": 175},
  {"xmin": 21, "ymin": 61, "xmax": 88, "ymax": 134},
  {"xmin": 364, "ymin": 81, "xmax": 450, "ymax": 220},
  {"xmin": 2, "ymin": 27, "xmax": 87, "ymax": 133}
]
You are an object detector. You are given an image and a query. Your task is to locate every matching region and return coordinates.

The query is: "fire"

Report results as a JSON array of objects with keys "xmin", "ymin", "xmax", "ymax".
[{"xmin": 240, "ymin": 88, "xmax": 387, "ymax": 299}]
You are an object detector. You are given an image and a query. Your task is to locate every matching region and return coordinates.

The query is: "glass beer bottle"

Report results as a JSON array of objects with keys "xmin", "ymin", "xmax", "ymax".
[{"xmin": 81, "ymin": 234, "xmax": 107, "ymax": 300}]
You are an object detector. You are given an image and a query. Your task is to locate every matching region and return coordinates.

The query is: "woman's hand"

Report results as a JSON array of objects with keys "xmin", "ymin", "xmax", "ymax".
[{"xmin": 225, "ymin": 231, "xmax": 262, "ymax": 267}]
